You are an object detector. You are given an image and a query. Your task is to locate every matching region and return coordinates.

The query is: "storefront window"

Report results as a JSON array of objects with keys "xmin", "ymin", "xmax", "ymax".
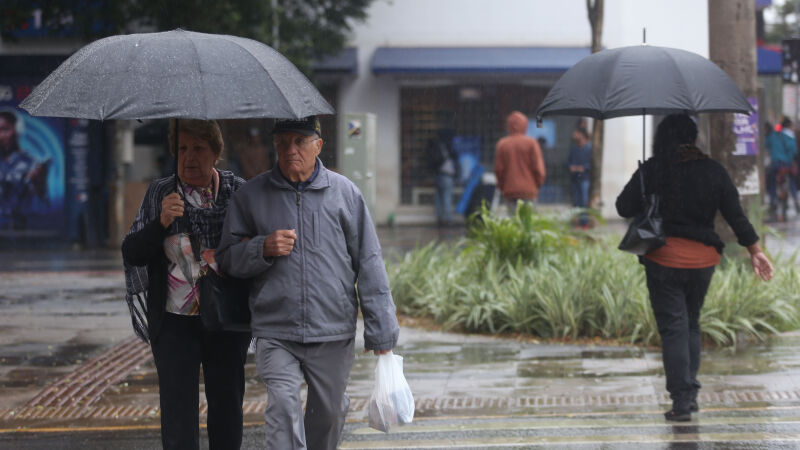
[{"xmin": 400, "ymin": 83, "xmax": 576, "ymax": 206}]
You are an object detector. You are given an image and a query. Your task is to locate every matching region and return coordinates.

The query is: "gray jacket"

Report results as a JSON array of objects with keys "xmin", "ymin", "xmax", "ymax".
[{"xmin": 216, "ymin": 160, "xmax": 399, "ymax": 351}]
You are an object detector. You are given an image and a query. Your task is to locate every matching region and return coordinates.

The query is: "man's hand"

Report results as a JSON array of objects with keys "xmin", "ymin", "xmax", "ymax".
[
  {"xmin": 365, "ymin": 349, "xmax": 392, "ymax": 356},
  {"xmin": 263, "ymin": 229, "xmax": 297, "ymax": 257},
  {"xmin": 160, "ymin": 193, "xmax": 184, "ymax": 229}
]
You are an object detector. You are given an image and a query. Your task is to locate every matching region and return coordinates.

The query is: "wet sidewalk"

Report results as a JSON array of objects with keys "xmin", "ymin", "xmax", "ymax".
[{"xmin": 1, "ymin": 221, "xmax": 800, "ymax": 448}]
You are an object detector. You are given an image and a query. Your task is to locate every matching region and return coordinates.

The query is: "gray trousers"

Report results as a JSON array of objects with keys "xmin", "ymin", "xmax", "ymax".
[{"xmin": 255, "ymin": 337, "xmax": 355, "ymax": 450}]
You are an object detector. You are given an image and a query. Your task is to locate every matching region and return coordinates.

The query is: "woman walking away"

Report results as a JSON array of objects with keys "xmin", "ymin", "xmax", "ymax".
[
  {"xmin": 616, "ymin": 114, "xmax": 774, "ymax": 422},
  {"xmin": 122, "ymin": 119, "xmax": 251, "ymax": 449}
]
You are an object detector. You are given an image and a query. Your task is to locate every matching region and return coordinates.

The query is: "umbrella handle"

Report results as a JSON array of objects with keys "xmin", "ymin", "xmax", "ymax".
[{"xmin": 174, "ymin": 118, "xmax": 180, "ymax": 193}]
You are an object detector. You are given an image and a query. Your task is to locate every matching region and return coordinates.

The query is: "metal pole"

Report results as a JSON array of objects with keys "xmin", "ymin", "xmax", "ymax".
[
  {"xmin": 643, "ymin": 28, "xmax": 647, "ymax": 162},
  {"xmin": 174, "ymin": 118, "xmax": 180, "ymax": 192},
  {"xmin": 643, "ymin": 113, "xmax": 646, "ymax": 161}
]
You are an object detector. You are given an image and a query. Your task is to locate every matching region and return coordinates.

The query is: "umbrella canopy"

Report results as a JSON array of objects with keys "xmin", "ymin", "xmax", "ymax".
[
  {"xmin": 20, "ymin": 29, "xmax": 334, "ymax": 120},
  {"xmin": 536, "ymin": 44, "xmax": 752, "ymax": 121}
]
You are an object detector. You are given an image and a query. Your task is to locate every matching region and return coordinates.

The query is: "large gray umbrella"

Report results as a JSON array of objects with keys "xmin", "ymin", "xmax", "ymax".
[
  {"xmin": 535, "ymin": 44, "xmax": 752, "ymax": 160},
  {"xmin": 536, "ymin": 44, "xmax": 752, "ymax": 121},
  {"xmin": 20, "ymin": 29, "xmax": 334, "ymax": 120}
]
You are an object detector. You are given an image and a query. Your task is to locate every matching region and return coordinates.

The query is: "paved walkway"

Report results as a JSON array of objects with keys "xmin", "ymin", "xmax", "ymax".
[{"xmin": 1, "ymin": 222, "xmax": 800, "ymax": 448}]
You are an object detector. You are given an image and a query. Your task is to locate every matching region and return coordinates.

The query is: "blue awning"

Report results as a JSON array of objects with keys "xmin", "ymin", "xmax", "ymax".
[
  {"xmin": 312, "ymin": 47, "xmax": 358, "ymax": 75},
  {"xmin": 372, "ymin": 47, "xmax": 591, "ymax": 75},
  {"xmin": 758, "ymin": 46, "xmax": 781, "ymax": 75}
]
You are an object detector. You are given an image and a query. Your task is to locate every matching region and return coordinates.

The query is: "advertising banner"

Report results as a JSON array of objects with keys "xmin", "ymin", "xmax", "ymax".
[
  {"xmin": 732, "ymin": 97, "xmax": 760, "ymax": 156},
  {"xmin": 0, "ymin": 81, "xmax": 65, "ymax": 237}
]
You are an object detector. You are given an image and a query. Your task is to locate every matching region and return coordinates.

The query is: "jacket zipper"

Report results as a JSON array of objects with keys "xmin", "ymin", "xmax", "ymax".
[{"xmin": 296, "ymin": 189, "xmax": 306, "ymax": 341}]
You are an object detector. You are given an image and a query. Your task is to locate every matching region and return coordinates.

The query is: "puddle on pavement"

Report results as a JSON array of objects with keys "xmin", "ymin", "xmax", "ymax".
[
  {"xmin": 699, "ymin": 335, "xmax": 800, "ymax": 375},
  {"xmin": 377, "ymin": 334, "xmax": 800, "ymax": 380},
  {"xmin": 0, "ymin": 342, "xmax": 103, "ymax": 367},
  {"xmin": 400, "ymin": 342, "xmax": 519, "ymax": 365},
  {"xmin": 1, "ymin": 367, "xmax": 61, "ymax": 387},
  {"xmin": 516, "ymin": 360, "xmax": 662, "ymax": 378},
  {"xmin": 579, "ymin": 348, "xmax": 646, "ymax": 359}
]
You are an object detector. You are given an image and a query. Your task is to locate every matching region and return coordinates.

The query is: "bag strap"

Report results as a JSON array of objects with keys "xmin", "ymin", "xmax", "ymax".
[{"xmin": 188, "ymin": 233, "xmax": 203, "ymax": 263}]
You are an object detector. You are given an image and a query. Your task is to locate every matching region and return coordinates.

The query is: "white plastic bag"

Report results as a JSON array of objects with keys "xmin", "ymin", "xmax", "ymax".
[{"xmin": 368, "ymin": 351, "xmax": 414, "ymax": 432}]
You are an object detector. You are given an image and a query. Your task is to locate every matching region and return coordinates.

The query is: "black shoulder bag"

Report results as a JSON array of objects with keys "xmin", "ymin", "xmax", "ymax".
[
  {"xmin": 189, "ymin": 235, "xmax": 251, "ymax": 332},
  {"xmin": 618, "ymin": 161, "xmax": 666, "ymax": 255}
]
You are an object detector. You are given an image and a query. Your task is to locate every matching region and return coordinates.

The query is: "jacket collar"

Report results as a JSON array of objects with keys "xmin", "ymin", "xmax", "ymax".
[{"xmin": 267, "ymin": 157, "xmax": 331, "ymax": 191}]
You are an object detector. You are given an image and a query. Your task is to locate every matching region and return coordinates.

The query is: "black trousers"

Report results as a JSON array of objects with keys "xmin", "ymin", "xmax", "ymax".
[
  {"xmin": 151, "ymin": 313, "xmax": 251, "ymax": 450},
  {"xmin": 643, "ymin": 260, "xmax": 715, "ymax": 412}
]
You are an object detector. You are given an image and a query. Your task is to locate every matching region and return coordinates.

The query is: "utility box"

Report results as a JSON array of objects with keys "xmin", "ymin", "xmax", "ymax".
[{"xmin": 338, "ymin": 113, "xmax": 376, "ymax": 218}]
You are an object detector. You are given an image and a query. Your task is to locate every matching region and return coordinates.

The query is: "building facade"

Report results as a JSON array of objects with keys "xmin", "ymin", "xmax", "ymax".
[{"xmin": 336, "ymin": 0, "xmax": 711, "ymax": 223}]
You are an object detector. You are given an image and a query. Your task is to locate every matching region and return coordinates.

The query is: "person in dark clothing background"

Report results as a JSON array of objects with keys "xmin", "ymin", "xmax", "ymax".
[
  {"xmin": 427, "ymin": 127, "xmax": 459, "ymax": 226},
  {"xmin": 764, "ymin": 117, "xmax": 799, "ymax": 218},
  {"xmin": 568, "ymin": 125, "xmax": 592, "ymax": 227},
  {"xmin": 616, "ymin": 114, "xmax": 773, "ymax": 422}
]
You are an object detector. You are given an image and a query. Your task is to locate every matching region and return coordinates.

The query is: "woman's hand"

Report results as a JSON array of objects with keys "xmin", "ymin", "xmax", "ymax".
[
  {"xmin": 160, "ymin": 193, "xmax": 184, "ymax": 229},
  {"xmin": 747, "ymin": 243, "xmax": 774, "ymax": 281}
]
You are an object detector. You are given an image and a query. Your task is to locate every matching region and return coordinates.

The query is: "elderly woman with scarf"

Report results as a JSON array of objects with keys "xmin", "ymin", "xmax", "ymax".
[
  {"xmin": 122, "ymin": 119, "xmax": 250, "ymax": 449},
  {"xmin": 616, "ymin": 114, "xmax": 774, "ymax": 422}
]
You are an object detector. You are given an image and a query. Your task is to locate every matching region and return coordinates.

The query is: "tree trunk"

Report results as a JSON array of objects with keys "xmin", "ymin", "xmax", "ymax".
[
  {"xmin": 708, "ymin": 0, "xmax": 760, "ymax": 247},
  {"xmin": 587, "ymin": 0, "xmax": 605, "ymax": 209}
]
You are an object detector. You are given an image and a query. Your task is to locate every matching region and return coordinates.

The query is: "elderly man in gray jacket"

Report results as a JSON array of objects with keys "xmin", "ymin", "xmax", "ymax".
[{"xmin": 217, "ymin": 116, "xmax": 399, "ymax": 450}]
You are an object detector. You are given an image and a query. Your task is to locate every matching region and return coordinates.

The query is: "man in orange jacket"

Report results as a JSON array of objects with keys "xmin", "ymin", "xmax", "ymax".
[{"xmin": 494, "ymin": 111, "xmax": 546, "ymax": 213}]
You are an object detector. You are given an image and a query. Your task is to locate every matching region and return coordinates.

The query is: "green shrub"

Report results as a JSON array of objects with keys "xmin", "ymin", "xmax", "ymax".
[
  {"xmin": 464, "ymin": 202, "xmax": 577, "ymax": 263},
  {"xmin": 387, "ymin": 209, "xmax": 800, "ymax": 348}
]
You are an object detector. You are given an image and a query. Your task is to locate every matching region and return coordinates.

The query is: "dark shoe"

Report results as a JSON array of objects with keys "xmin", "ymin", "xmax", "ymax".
[
  {"xmin": 689, "ymin": 400, "xmax": 699, "ymax": 413},
  {"xmin": 664, "ymin": 409, "xmax": 691, "ymax": 422}
]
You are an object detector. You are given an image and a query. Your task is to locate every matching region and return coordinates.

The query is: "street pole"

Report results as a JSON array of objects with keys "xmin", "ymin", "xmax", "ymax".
[
  {"xmin": 708, "ymin": 0, "xmax": 760, "ymax": 246},
  {"xmin": 109, "ymin": 121, "xmax": 133, "ymax": 248}
]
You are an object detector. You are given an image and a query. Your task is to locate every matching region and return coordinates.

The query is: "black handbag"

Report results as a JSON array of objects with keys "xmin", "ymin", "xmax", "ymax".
[
  {"xmin": 618, "ymin": 162, "xmax": 666, "ymax": 255},
  {"xmin": 189, "ymin": 235, "xmax": 251, "ymax": 332}
]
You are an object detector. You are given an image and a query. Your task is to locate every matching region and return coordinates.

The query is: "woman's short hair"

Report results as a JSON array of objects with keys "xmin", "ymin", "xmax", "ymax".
[{"xmin": 168, "ymin": 119, "xmax": 224, "ymax": 159}]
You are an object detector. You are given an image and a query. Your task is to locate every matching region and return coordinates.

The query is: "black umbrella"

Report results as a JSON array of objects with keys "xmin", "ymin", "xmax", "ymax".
[
  {"xmin": 535, "ymin": 44, "xmax": 753, "ymax": 160},
  {"xmin": 20, "ymin": 29, "xmax": 334, "ymax": 120}
]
